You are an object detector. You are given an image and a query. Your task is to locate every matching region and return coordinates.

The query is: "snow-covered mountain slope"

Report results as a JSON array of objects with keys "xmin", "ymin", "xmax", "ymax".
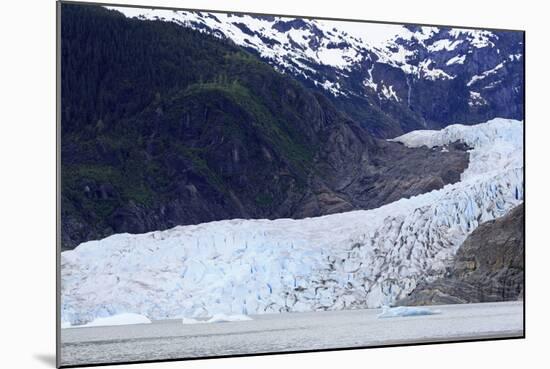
[
  {"xmin": 61, "ymin": 118, "xmax": 523, "ymax": 325},
  {"xmin": 107, "ymin": 7, "xmax": 405, "ymax": 76},
  {"xmin": 106, "ymin": 6, "xmax": 523, "ymax": 134},
  {"xmin": 107, "ymin": 7, "xmax": 516, "ymax": 91}
]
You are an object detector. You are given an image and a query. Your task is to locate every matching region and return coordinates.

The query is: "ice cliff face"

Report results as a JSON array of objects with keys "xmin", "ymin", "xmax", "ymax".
[{"xmin": 61, "ymin": 118, "xmax": 523, "ymax": 324}]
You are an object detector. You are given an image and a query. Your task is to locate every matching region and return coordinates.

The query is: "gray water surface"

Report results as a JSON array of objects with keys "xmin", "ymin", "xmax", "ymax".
[{"xmin": 60, "ymin": 301, "xmax": 523, "ymax": 366}]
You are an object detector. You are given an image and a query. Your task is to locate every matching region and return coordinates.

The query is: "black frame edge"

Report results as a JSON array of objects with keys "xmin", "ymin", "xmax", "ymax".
[{"xmin": 56, "ymin": 1, "xmax": 62, "ymax": 368}]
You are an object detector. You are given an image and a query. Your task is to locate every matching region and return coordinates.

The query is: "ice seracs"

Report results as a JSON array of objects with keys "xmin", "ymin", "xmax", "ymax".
[{"xmin": 61, "ymin": 118, "xmax": 523, "ymax": 325}]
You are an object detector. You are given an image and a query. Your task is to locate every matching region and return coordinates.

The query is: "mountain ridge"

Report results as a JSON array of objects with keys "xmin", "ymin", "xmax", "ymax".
[{"xmin": 108, "ymin": 5, "xmax": 524, "ymax": 137}]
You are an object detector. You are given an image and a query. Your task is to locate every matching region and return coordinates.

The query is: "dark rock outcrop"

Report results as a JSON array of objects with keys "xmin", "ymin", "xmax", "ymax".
[{"xmin": 396, "ymin": 203, "xmax": 524, "ymax": 306}]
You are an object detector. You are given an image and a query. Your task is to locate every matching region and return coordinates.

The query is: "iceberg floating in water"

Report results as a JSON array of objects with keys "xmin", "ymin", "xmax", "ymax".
[{"xmin": 377, "ymin": 306, "xmax": 441, "ymax": 319}]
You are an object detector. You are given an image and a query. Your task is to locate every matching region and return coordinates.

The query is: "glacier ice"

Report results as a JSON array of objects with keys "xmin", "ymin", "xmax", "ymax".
[{"xmin": 61, "ymin": 118, "xmax": 523, "ymax": 325}]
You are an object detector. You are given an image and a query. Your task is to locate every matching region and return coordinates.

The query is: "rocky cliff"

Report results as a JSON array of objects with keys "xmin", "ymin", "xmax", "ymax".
[{"xmin": 396, "ymin": 203, "xmax": 524, "ymax": 305}]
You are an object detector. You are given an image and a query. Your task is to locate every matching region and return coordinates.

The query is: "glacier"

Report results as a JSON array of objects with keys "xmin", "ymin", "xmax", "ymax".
[{"xmin": 61, "ymin": 118, "xmax": 523, "ymax": 325}]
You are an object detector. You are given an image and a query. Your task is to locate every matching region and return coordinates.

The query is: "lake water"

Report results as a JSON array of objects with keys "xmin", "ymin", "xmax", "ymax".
[{"xmin": 60, "ymin": 301, "xmax": 523, "ymax": 366}]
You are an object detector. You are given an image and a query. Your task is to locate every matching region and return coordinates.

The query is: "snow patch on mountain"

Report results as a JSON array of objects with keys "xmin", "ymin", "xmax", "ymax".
[
  {"xmin": 380, "ymin": 84, "xmax": 399, "ymax": 101},
  {"xmin": 363, "ymin": 78, "xmax": 378, "ymax": 91},
  {"xmin": 448, "ymin": 29, "xmax": 496, "ymax": 48},
  {"xmin": 319, "ymin": 80, "xmax": 346, "ymax": 96},
  {"xmin": 61, "ymin": 119, "xmax": 523, "ymax": 325},
  {"xmin": 467, "ymin": 62, "xmax": 505, "ymax": 87},
  {"xmin": 446, "ymin": 55, "xmax": 466, "ymax": 66},
  {"xmin": 469, "ymin": 91, "xmax": 487, "ymax": 106},
  {"xmin": 418, "ymin": 60, "xmax": 453, "ymax": 80},
  {"xmin": 427, "ymin": 39, "xmax": 463, "ymax": 52}
]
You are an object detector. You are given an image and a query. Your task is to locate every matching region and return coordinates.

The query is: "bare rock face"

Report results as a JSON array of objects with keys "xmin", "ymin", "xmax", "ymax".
[{"xmin": 397, "ymin": 203, "xmax": 524, "ymax": 306}]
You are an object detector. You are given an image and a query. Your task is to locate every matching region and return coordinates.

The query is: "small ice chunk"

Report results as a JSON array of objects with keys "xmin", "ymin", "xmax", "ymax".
[
  {"xmin": 81, "ymin": 313, "xmax": 152, "ymax": 327},
  {"xmin": 377, "ymin": 305, "xmax": 440, "ymax": 318},
  {"xmin": 61, "ymin": 321, "xmax": 72, "ymax": 329}
]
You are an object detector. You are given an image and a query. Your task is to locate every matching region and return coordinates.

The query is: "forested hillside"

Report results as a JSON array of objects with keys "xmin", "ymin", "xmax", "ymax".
[{"xmin": 60, "ymin": 5, "xmax": 469, "ymax": 249}]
